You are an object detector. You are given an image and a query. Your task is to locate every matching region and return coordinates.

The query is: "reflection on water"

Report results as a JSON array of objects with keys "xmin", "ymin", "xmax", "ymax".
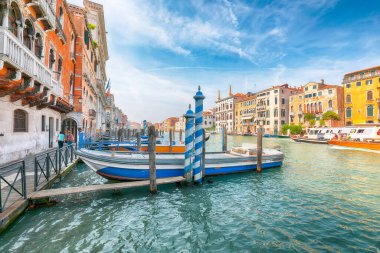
[{"xmin": 0, "ymin": 135, "xmax": 379, "ymax": 252}]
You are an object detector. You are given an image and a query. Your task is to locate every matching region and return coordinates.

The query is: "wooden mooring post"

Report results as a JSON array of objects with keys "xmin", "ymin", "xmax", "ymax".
[
  {"xmin": 136, "ymin": 132, "xmax": 141, "ymax": 151},
  {"xmin": 169, "ymin": 129, "xmax": 173, "ymax": 153},
  {"xmin": 222, "ymin": 127, "xmax": 227, "ymax": 152},
  {"xmin": 179, "ymin": 129, "xmax": 182, "ymax": 142},
  {"xmin": 202, "ymin": 129, "xmax": 206, "ymax": 179},
  {"xmin": 148, "ymin": 126, "xmax": 157, "ymax": 193},
  {"xmin": 257, "ymin": 127, "xmax": 263, "ymax": 173}
]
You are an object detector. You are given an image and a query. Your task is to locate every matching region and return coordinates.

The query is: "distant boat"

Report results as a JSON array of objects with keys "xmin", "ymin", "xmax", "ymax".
[
  {"xmin": 263, "ymin": 134, "xmax": 278, "ymax": 138},
  {"xmin": 277, "ymin": 135, "xmax": 290, "ymax": 139},
  {"xmin": 328, "ymin": 140, "xmax": 380, "ymax": 151},
  {"xmin": 76, "ymin": 145, "xmax": 284, "ymax": 181}
]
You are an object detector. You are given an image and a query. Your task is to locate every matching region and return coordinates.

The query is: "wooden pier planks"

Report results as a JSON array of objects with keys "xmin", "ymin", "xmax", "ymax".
[{"xmin": 29, "ymin": 176, "xmax": 185, "ymax": 200}]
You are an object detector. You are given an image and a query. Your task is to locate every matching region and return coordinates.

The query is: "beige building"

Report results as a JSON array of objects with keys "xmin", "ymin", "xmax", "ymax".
[
  {"xmin": 256, "ymin": 84, "xmax": 300, "ymax": 135},
  {"xmin": 215, "ymin": 85, "xmax": 246, "ymax": 134},
  {"xmin": 234, "ymin": 93, "xmax": 256, "ymax": 135}
]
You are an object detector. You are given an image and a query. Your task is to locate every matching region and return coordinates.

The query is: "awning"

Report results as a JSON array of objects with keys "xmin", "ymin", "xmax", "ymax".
[{"xmin": 241, "ymin": 116, "xmax": 254, "ymax": 120}]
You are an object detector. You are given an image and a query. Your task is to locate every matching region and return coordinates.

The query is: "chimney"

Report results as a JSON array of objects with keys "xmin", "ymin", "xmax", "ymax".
[
  {"xmin": 321, "ymin": 79, "xmax": 324, "ymax": 84},
  {"xmin": 229, "ymin": 84, "xmax": 232, "ymax": 96},
  {"xmin": 217, "ymin": 90, "xmax": 221, "ymax": 100}
]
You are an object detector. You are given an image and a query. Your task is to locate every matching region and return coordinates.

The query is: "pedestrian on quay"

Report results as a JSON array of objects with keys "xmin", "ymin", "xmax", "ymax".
[
  {"xmin": 57, "ymin": 131, "xmax": 65, "ymax": 148},
  {"xmin": 66, "ymin": 131, "xmax": 74, "ymax": 146}
]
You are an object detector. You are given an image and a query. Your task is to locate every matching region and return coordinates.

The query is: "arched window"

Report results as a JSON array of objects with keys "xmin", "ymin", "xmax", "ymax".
[
  {"xmin": 314, "ymin": 102, "xmax": 318, "ymax": 112},
  {"xmin": 346, "ymin": 107, "xmax": 352, "ymax": 118},
  {"xmin": 318, "ymin": 102, "xmax": 322, "ymax": 112},
  {"xmin": 49, "ymin": 48, "xmax": 55, "ymax": 70},
  {"xmin": 367, "ymin": 105, "xmax": 374, "ymax": 117},
  {"xmin": 346, "ymin": 94, "xmax": 351, "ymax": 103},
  {"xmin": 57, "ymin": 57, "xmax": 63, "ymax": 80},
  {"xmin": 299, "ymin": 104, "xmax": 302, "ymax": 112},
  {"xmin": 9, "ymin": 3, "xmax": 22, "ymax": 38},
  {"xmin": 14, "ymin": 109, "xmax": 28, "ymax": 132},
  {"xmin": 23, "ymin": 20, "xmax": 34, "ymax": 50},
  {"xmin": 367, "ymin": 91, "xmax": 373, "ymax": 101},
  {"xmin": 34, "ymin": 33, "xmax": 43, "ymax": 59},
  {"xmin": 328, "ymin": 100, "xmax": 333, "ymax": 109},
  {"xmin": 307, "ymin": 104, "xmax": 310, "ymax": 113}
]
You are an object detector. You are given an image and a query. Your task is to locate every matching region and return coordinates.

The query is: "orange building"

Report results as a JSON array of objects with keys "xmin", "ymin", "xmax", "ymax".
[{"xmin": 66, "ymin": 3, "xmax": 99, "ymax": 137}]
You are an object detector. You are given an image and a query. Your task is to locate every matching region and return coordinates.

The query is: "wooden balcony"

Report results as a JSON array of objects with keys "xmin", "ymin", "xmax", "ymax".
[
  {"xmin": 0, "ymin": 28, "xmax": 62, "ymax": 97},
  {"xmin": 26, "ymin": 0, "xmax": 56, "ymax": 31}
]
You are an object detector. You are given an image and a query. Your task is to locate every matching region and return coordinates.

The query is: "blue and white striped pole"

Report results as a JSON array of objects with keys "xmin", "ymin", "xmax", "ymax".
[
  {"xmin": 184, "ymin": 104, "xmax": 195, "ymax": 182},
  {"xmin": 193, "ymin": 86, "xmax": 205, "ymax": 183},
  {"xmin": 143, "ymin": 120, "xmax": 147, "ymax": 136}
]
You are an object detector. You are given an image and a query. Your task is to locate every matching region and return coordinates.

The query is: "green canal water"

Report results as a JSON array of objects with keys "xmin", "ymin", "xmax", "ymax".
[{"xmin": 0, "ymin": 135, "xmax": 379, "ymax": 252}]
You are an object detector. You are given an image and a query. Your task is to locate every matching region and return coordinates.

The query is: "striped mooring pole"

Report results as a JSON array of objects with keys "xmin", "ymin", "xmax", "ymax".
[
  {"xmin": 143, "ymin": 120, "xmax": 147, "ymax": 136},
  {"xmin": 184, "ymin": 104, "xmax": 195, "ymax": 182},
  {"xmin": 193, "ymin": 86, "xmax": 205, "ymax": 183}
]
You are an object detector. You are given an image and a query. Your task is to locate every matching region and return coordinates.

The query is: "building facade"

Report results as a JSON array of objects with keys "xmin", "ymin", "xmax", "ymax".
[
  {"xmin": 234, "ymin": 93, "xmax": 256, "ymax": 135},
  {"xmin": 162, "ymin": 117, "xmax": 178, "ymax": 132},
  {"xmin": 289, "ymin": 81, "xmax": 344, "ymax": 127},
  {"xmin": 343, "ymin": 66, "xmax": 380, "ymax": 125},
  {"xmin": 215, "ymin": 85, "xmax": 245, "ymax": 134},
  {"xmin": 203, "ymin": 109, "xmax": 215, "ymax": 130},
  {"xmin": 175, "ymin": 116, "xmax": 185, "ymax": 132},
  {"xmin": 0, "ymin": 0, "xmax": 74, "ymax": 164},
  {"xmin": 256, "ymin": 84, "xmax": 299, "ymax": 135}
]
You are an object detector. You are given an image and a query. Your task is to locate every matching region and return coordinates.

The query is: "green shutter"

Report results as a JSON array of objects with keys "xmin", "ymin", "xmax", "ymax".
[{"xmin": 84, "ymin": 30, "xmax": 89, "ymax": 46}]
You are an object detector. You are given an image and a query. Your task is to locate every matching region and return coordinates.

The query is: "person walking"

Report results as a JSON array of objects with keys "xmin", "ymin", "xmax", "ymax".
[
  {"xmin": 57, "ymin": 131, "xmax": 65, "ymax": 148},
  {"xmin": 66, "ymin": 131, "xmax": 74, "ymax": 146}
]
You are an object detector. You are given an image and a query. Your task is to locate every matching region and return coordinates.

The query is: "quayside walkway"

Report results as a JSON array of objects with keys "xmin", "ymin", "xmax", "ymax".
[{"xmin": 0, "ymin": 144, "xmax": 78, "ymax": 233}]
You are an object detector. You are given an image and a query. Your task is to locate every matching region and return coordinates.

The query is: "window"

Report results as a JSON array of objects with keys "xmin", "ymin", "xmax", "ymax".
[
  {"xmin": 367, "ymin": 91, "xmax": 373, "ymax": 101},
  {"xmin": 371, "ymin": 70, "xmax": 375, "ymax": 76},
  {"xmin": 318, "ymin": 91, "xmax": 322, "ymax": 96},
  {"xmin": 328, "ymin": 100, "xmax": 333, "ymax": 108},
  {"xmin": 366, "ymin": 80, "xmax": 372, "ymax": 85},
  {"xmin": 56, "ymin": 118, "xmax": 59, "ymax": 131},
  {"xmin": 313, "ymin": 85, "xmax": 317, "ymax": 89},
  {"xmin": 305, "ymin": 87, "xmax": 308, "ymax": 91},
  {"xmin": 346, "ymin": 107, "xmax": 352, "ymax": 118},
  {"xmin": 35, "ymin": 33, "xmax": 43, "ymax": 59},
  {"xmin": 23, "ymin": 20, "xmax": 34, "ymax": 50},
  {"xmin": 346, "ymin": 94, "xmax": 351, "ymax": 103},
  {"xmin": 298, "ymin": 96, "xmax": 302, "ymax": 100},
  {"xmin": 281, "ymin": 109, "xmax": 286, "ymax": 117},
  {"xmin": 328, "ymin": 90, "xmax": 333, "ymax": 94},
  {"xmin": 346, "ymin": 83, "xmax": 351, "ymax": 88},
  {"xmin": 360, "ymin": 72, "xmax": 364, "ymax": 79},
  {"xmin": 313, "ymin": 93, "xmax": 316, "ymax": 97},
  {"xmin": 49, "ymin": 48, "xmax": 55, "ymax": 70},
  {"xmin": 356, "ymin": 81, "xmax": 361, "ymax": 87},
  {"xmin": 14, "ymin": 109, "xmax": 28, "ymax": 132},
  {"xmin": 275, "ymin": 97, "xmax": 278, "ymax": 105},
  {"xmin": 367, "ymin": 105, "xmax": 374, "ymax": 117},
  {"xmin": 282, "ymin": 98, "xmax": 285, "ymax": 104},
  {"xmin": 42, "ymin": 115, "xmax": 46, "ymax": 131},
  {"xmin": 274, "ymin": 109, "xmax": 278, "ymax": 117},
  {"xmin": 281, "ymin": 120, "xmax": 285, "ymax": 125}
]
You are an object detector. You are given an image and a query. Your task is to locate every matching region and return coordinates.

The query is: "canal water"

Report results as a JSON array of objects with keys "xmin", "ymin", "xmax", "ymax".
[{"xmin": 0, "ymin": 135, "xmax": 379, "ymax": 252}]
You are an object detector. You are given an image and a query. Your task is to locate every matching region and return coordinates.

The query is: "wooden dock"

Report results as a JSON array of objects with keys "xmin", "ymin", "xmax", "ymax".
[{"xmin": 29, "ymin": 176, "xmax": 185, "ymax": 200}]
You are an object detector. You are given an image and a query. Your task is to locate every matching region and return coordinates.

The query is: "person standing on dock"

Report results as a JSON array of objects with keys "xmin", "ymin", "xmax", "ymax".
[{"xmin": 57, "ymin": 131, "xmax": 65, "ymax": 148}]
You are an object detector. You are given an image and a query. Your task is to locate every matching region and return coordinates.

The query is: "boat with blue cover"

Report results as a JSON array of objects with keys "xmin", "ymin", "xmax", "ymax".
[{"xmin": 76, "ymin": 145, "xmax": 284, "ymax": 181}]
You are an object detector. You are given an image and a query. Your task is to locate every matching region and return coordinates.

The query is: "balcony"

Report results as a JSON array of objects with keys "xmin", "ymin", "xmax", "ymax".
[
  {"xmin": 289, "ymin": 111, "xmax": 294, "ymax": 116},
  {"xmin": 89, "ymin": 109, "xmax": 96, "ymax": 118},
  {"xmin": 298, "ymin": 111, "xmax": 303, "ymax": 115},
  {"xmin": 0, "ymin": 28, "xmax": 62, "ymax": 97},
  {"xmin": 26, "ymin": 0, "xmax": 56, "ymax": 31},
  {"xmin": 256, "ymin": 105, "xmax": 267, "ymax": 111},
  {"xmin": 55, "ymin": 17, "xmax": 67, "ymax": 43}
]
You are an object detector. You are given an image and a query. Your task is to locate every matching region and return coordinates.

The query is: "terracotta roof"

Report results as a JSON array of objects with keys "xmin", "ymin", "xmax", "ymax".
[
  {"xmin": 203, "ymin": 111, "xmax": 212, "ymax": 116},
  {"xmin": 344, "ymin": 65, "xmax": 380, "ymax": 76}
]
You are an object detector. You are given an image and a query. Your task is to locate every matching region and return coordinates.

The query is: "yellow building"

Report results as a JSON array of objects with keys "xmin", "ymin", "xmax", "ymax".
[
  {"xmin": 234, "ymin": 93, "xmax": 256, "ymax": 135},
  {"xmin": 343, "ymin": 66, "xmax": 380, "ymax": 125},
  {"xmin": 289, "ymin": 80, "xmax": 344, "ymax": 127}
]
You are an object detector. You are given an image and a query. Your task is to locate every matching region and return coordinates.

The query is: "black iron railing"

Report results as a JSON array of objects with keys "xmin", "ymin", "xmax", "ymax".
[{"xmin": 0, "ymin": 160, "xmax": 27, "ymax": 213}]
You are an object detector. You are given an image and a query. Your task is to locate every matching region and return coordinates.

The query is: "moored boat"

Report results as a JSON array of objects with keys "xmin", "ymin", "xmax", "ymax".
[
  {"xmin": 76, "ymin": 145, "xmax": 284, "ymax": 181},
  {"xmin": 328, "ymin": 139, "xmax": 380, "ymax": 151}
]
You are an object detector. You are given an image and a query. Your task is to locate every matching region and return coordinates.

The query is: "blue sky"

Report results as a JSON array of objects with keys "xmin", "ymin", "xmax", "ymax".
[{"xmin": 70, "ymin": 0, "xmax": 380, "ymax": 122}]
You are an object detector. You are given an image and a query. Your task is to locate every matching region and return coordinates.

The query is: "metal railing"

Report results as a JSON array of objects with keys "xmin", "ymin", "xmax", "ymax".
[
  {"xmin": 0, "ymin": 160, "xmax": 27, "ymax": 213},
  {"xmin": 34, "ymin": 144, "xmax": 77, "ymax": 191},
  {"xmin": 0, "ymin": 144, "xmax": 78, "ymax": 213}
]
